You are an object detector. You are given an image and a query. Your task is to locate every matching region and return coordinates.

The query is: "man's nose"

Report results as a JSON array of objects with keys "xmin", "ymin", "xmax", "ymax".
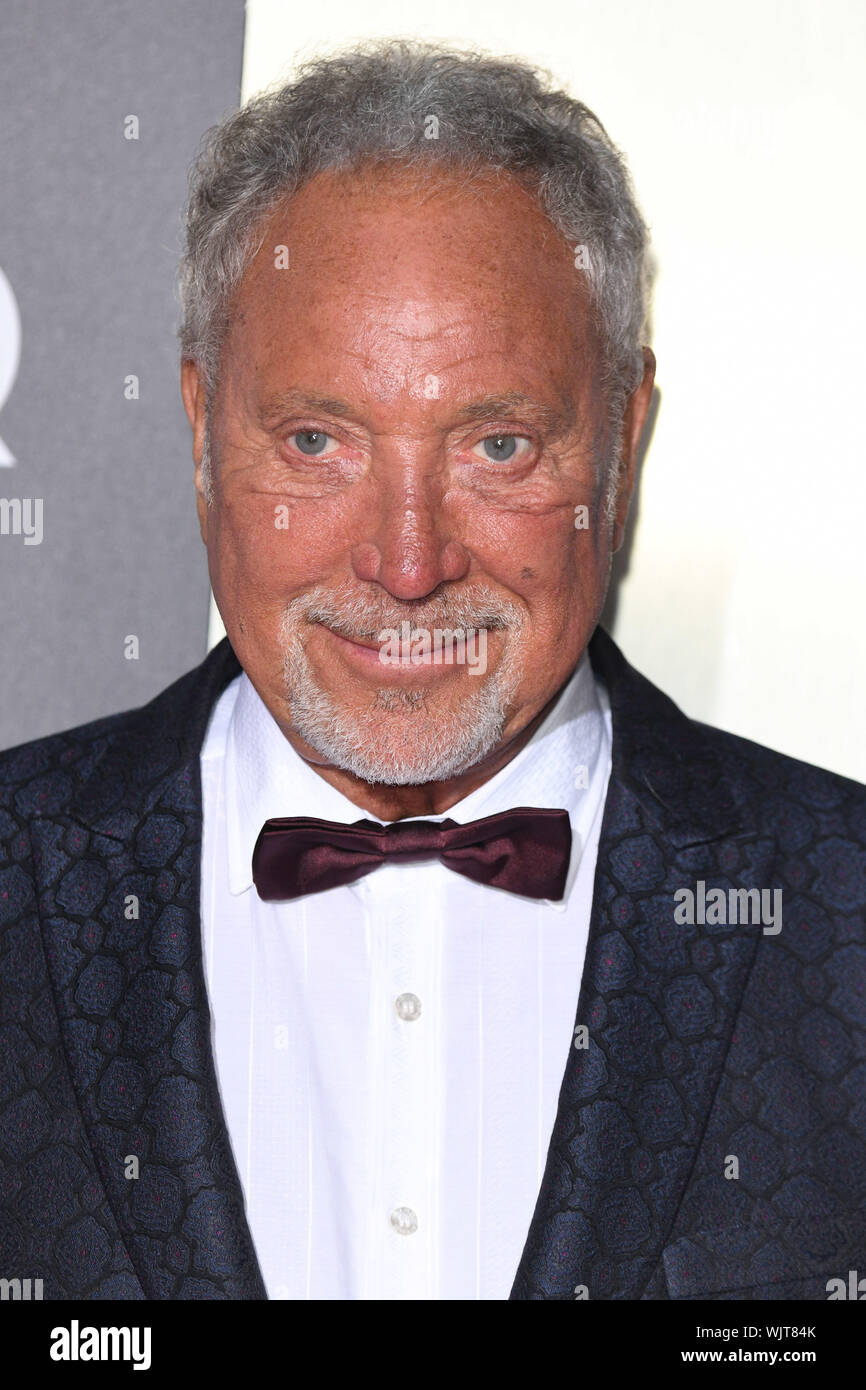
[{"xmin": 350, "ymin": 464, "xmax": 471, "ymax": 600}]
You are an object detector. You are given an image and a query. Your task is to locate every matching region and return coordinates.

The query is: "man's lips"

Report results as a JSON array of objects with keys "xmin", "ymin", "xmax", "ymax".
[
  {"xmin": 317, "ymin": 622, "xmax": 488, "ymax": 677},
  {"xmin": 324, "ymin": 627, "xmax": 382, "ymax": 660}
]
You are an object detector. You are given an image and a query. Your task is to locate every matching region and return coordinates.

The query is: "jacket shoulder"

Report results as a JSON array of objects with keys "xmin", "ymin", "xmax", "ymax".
[
  {"xmin": 692, "ymin": 717, "xmax": 866, "ymax": 827},
  {"xmin": 0, "ymin": 639, "xmax": 241, "ymax": 819},
  {"xmin": 589, "ymin": 625, "xmax": 866, "ymax": 844}
]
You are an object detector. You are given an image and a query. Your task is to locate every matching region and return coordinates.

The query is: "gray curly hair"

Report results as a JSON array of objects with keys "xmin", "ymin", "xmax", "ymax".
[{"xmin": 178, "ymin": 40, "xmax": 651, "ymax": 504}]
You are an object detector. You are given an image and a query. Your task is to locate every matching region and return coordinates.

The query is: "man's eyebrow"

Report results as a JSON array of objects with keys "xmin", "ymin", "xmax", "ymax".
[
  {"xmin": 451, "ymin": 392, "xmax": 575, "ymax": 434},
  {"xmin": 258, "ymin": 390, "xmax": 357, "ymax": 421}
]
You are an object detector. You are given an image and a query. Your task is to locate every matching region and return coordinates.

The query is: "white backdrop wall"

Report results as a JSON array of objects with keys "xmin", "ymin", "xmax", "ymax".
[{"xmin": 207, "ymin": 0, "xmax": 866, "ymax": 783}]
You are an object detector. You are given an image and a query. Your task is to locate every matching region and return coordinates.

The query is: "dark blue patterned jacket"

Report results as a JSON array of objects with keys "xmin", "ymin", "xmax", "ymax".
[{"xmin": 1, "ymin": 628, "xmax": 864, "ymax": 1299}]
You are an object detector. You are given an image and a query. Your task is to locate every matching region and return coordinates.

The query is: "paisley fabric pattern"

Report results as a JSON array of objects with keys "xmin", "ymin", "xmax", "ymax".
[{"xmin": 0, "ymin": 628, "xmax": 864, "ymax": 1300}]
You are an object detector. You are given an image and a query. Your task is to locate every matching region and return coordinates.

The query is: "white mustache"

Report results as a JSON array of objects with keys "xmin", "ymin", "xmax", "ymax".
[{"xmin": 292, "ymin": 585, "xmax": 523, "ymax": 643}]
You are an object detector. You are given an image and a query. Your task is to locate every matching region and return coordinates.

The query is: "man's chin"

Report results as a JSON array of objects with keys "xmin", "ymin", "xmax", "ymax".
[
  {"xmin": 290, "ymin": 700, "xmax": 504, "ymax": 788},
  {"xmin": 281, "ymin": 625, "xmax": 522, "ymax": 787}
]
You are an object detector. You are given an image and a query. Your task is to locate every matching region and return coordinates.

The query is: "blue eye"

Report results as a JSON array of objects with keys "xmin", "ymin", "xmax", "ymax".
[
  {"xmin": 483, "ymin": 435, "xmax": 517, "ymax": 461},
  {"xmin": 471, "ymin": 434, "xmax": 532, "ymax": 464},
  {"xmin": 293, "ymin": 430, "xmax": 331, "ymax": 456}
]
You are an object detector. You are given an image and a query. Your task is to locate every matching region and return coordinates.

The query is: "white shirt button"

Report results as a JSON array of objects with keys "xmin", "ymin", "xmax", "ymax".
[
  {"xmin": 394, "ymin": 992, "xmax": 422, "ymax": 1022},
  {"xmin": 390, "ymin": 1206, "xmax": 418, "ymax": 1236}
]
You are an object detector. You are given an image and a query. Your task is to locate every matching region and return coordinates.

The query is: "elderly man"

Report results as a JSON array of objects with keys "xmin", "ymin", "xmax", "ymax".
[{"xmin": 1, "ymin": 42, "xmax": 864, "ymax": 1303}]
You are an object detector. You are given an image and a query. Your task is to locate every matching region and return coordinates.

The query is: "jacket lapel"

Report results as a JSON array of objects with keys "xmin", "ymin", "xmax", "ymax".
[
  {"xmin": 511, "ymin": 627, "xmax": 770, "ymax": 1299},
  {"xmin": 36, "ymin": 639, "xmax": 265, "ymax": 1299}
]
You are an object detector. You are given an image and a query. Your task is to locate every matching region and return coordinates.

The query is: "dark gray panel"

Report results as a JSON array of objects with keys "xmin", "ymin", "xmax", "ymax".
[{"xmin": 0, "ymin": 0, "xmax": 245, "ymax": 748}]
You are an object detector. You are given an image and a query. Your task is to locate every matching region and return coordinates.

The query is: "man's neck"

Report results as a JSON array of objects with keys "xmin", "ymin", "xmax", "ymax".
[{"xmin": 279, "ymin": 686, "xmax": 570, "ymax": 821}]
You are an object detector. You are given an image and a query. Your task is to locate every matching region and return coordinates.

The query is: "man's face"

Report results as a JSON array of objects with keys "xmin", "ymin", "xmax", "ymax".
[{"xmin": 183, "ymin": 163, "xmax": 653, "ymax": 792}]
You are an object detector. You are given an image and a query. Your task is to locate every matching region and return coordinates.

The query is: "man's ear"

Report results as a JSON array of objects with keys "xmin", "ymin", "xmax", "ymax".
[
  {"xmin": 181, "ymin": 358, "xmax": 210, "ymax": 542},
  {"xmin": 611, "ymin": 346, "xmax": 656, "ymax": 552}
]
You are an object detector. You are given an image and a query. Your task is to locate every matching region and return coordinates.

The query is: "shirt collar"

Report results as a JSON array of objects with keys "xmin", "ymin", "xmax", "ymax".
[{"xmin": 218, "ymin": 651, "xmax": 611, "ymax": 905}]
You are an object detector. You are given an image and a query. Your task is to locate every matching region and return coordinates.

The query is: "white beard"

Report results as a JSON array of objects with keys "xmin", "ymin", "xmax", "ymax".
[{"xmin": 278, "ymin": 583, "xmax": 527, "ymax": 786}]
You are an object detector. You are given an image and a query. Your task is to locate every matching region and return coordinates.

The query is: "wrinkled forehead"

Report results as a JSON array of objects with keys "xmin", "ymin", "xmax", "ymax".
[{"xmin": 217, "ymin": 163, "xmax": 605, "ymax": 412}]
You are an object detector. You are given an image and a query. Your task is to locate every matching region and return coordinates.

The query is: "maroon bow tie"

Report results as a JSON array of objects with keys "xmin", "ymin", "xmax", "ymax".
[{"xmin": 252, "ymin": 807, "xmax": 572, "ymax": 902}]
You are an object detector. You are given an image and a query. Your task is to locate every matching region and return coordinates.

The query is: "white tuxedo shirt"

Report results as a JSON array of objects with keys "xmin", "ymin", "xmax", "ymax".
[{"xmin": 199, "ymin": 651, "xmax": 611, "ymax": 1299}]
